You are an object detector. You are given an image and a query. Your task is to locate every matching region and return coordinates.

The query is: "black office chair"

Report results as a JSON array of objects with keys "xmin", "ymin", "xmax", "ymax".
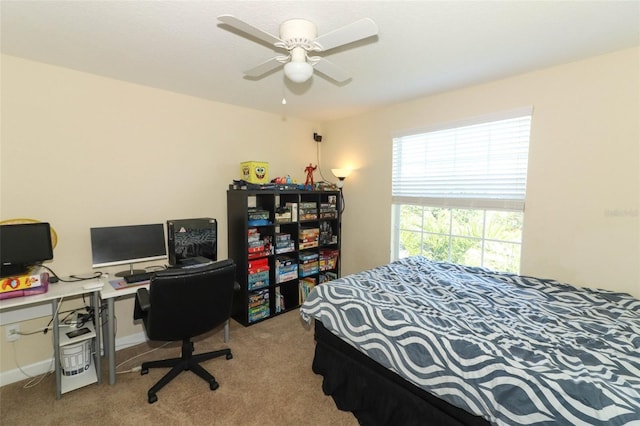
[{"xmin": 133, "ymin": 259, "xmax": 236, "ymax": 404}]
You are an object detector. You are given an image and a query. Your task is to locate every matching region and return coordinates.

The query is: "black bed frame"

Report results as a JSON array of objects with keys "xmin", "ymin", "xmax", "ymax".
[{"xmin": 313, "ymin": 321, "xmax": 490, "ymax": 426}]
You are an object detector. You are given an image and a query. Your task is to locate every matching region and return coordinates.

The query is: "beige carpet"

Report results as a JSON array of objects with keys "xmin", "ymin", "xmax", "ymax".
[{"xmin": 0, "ymin": 310, "xmax": 358, "ymax": 426}]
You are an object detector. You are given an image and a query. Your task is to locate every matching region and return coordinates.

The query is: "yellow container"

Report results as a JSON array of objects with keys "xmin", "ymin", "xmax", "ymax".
[{"xmin": 241, "ymin": 161, "xmax": 269, "ymax": 184}]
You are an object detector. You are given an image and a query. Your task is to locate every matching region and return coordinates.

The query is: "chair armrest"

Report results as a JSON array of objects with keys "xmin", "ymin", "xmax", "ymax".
[
  {"xmin": 137, "ymin": 288, "xmax": 150, "ymax": 310},
  {"xmin": 133, "ymin": 287, "xmax": 150, "ymax": 320}
]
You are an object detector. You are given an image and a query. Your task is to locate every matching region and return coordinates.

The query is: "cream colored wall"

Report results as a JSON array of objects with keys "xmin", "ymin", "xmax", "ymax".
[
  {"xmin": 0, "ymin": 55, "xmax": 321, "ymax": 373},
  {"xmin": 323, "ymin": 47, "xmax": 639, "ymax": 299},
  {"xmin": 2, "ymin": 47, "xmax": 639, "ymax": 377}
]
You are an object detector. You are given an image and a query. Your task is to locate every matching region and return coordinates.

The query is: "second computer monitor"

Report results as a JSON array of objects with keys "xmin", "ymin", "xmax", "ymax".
[
  {"xmin": 90, "ymin": 223, "xmax": 167, "ymax": 277},
  {"xmin": 167, "ymin": 218, "xmax": 217, "ymax": 266}
]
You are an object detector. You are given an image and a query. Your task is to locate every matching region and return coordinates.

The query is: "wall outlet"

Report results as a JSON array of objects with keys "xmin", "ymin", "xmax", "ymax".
[{"xmin": 6, "ymin": 324, "xmax": 20, "ymax": 342}]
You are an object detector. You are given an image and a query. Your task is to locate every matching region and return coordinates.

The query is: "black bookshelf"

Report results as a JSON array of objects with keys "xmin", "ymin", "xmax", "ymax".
[{"xmin": 227, "ymin": 189, "xmax": 342, "ymax": 326}]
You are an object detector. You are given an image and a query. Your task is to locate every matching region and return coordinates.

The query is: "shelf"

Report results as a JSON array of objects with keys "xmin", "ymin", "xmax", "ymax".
[
  {"xmin": 55, "ymin": 290, "xmax": 101, "ymax": 398},
  {"xmin": 59, "ymin": 321, "xmax": 96, "ymax": 347},
  {"xmin": 228, "ymin": 189, "xmax": 342, "ymax": 326},
  {"xmin": 58, "ymin": 317, "xmax": 99, "ymax": 394},
  {"xmin": 61, "ymin": 362, "xmax": 99, "ymax": 394}
]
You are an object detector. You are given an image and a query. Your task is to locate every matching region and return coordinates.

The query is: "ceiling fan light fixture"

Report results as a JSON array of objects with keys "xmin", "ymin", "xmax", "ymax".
[
  {"xmin": 219, "ymin": 15, "xmax": 378, "ymax": 84},
  {"xmin": 284, "ymin": 61, "xmax": 313, "ymax": 83}
]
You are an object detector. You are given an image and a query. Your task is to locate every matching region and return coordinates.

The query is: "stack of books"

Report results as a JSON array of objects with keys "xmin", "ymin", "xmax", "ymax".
[
  {"xmin": 299, "ymin": 277, "xmax": 316, "ymax": 303},
  {"xmin": 248, "ymin": 289, "xmax": 269, "ymax": 323},
  {"xmin": 319, "ymin": 272, "xmax": 338, "ymax": 283},
  {"xmin": 299, "ymin": 202, "xmax": 318, "ymax": 220},
  {"xmin": 276, "ymin": 256, "xmax": 298, "ymax": 283},
  {"xmin": 248, "ymin": 258, "xmax": 269, "ymax": 290},
  {"xmin": 320, "ymin": 201, "xmax": 338, "ymax": 219},
  {"xmin": 299, "ymin": 227, "xmax": 319, "ymax": 250},
  {"xmin": 274, "ymin": 206, "xmax": 292, "ymax": 223},
  {"xmin": 247, "ymin": 208, "xmax": 270, "ymax": 226},
  {"xmin": 299, "ymin": 251, "xmax": 319, "ymax": 277},
  {"xmin": 286, "ymin": 202, "xmax": 298, "ymax": 222},
  {"xmin": 320, "ymin": 249, "xmax": 339, "ymax": 271},
  {"xmin": 275, "ymin": 233, "xmax": 295, "ymax": 254},
  {"xmin": 275, "ymin": 287, "xmax": 285, "ymax": 313},
  {"xmin": 248, "ymin": 228, "xmax": 272, "ymax": 259}
]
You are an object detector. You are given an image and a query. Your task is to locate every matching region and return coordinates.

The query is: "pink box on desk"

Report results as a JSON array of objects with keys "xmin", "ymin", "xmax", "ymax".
[{"xmin": 0, "ymin": 266, "xmax": 50, "ymax": 300}]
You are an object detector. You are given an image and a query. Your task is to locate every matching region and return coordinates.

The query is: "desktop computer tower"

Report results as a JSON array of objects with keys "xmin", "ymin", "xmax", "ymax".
[{"xmin": 167, "ymin": 218, "xmax": 217, "ymax": 267}]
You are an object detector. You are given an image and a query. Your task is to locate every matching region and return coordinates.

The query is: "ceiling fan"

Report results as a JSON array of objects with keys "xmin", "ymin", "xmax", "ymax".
[{"xmin": 218, "ymin": 15, "xmax": 378, "ymax": 84}]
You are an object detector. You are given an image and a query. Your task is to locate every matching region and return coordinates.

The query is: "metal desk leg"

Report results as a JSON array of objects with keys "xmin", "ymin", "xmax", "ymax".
[
  {"xmin": 52, "ymin": 298, "xmax": 61, "ymax": 399},
  {"xmin": 224, "ymin": 319, "xmax": 229, "ymax": 343},
  {"xmin": 100, "ymin": 297, "xmax": 108, "ymax": 359},
  {"xmin": 92, "ymin": 291, "xmax": 101, "ymax": 384},
  {"xmin": 107, "ymin": 297, "xmax": 116, "ymax": 385}
]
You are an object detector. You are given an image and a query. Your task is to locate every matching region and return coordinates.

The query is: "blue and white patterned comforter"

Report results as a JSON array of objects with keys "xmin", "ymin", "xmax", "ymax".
[{"xmin": 300, "ymin": 256, "xmax": 640, "ymax": 425}]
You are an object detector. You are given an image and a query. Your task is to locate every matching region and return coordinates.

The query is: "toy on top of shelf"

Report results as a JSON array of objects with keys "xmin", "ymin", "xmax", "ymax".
[
  {"xmin": 304, "ymin": 163, "xmax": 317, "ymax": 189},
  {"xmin": 272, "ymin": 175, "xmax": 294, "ymax": 184},
  {"xmin": 241, "ymin": 161, "xmax": 269, "ymax": 184}
]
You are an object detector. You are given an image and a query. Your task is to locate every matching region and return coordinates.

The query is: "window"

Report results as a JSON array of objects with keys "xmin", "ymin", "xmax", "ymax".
[{"xmin": 391, "ymin": 108, "xmax": 532, "ymax": 273}]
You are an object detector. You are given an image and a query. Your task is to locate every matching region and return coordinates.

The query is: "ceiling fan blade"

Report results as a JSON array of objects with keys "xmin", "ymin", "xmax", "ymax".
[
  {"xmin": 313, "ymin": 58, "xmax": 352, "ymax": 83},
  {"xmin": 218, "ymin": 15, "xmax": 282, "ymax": 46},
  {"xmin": 244, "ymin": 57, "xmax": 285, "ymax": 78},
  {"xmin": 314, "ymin": 18, "xmax": 378, "ymax": 51}
]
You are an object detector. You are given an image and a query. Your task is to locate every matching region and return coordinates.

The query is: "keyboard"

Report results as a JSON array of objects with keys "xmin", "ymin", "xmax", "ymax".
[{"xmin": 124, "ymin": 272, "xmax": 153, "ymax": 284}]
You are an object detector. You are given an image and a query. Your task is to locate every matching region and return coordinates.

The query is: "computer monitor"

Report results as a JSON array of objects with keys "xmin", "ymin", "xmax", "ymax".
[
  {"xmin": 0, "ymin": 222, "xmax": 54, "ymax": 277},
  {"xmin": 90, "ymin": 223, "xmax": 167, "ymax": 277},
  {"xmin": 167, "ymin": 218, "xmax": 217, "ymax": 266}
]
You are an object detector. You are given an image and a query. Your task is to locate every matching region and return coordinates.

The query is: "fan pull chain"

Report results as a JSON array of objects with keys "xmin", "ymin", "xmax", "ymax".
[{"xmin": 281, "ymin": 81, "xmax": 287, "ymax": 105}]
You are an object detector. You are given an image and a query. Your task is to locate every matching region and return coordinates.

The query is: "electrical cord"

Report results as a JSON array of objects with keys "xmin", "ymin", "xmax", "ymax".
[
  {"xmin": 314, "ymin": 135, "xmax": 345, "ymax": 214},
  {"xmin": 41, "ymin": 296, "xmax": 105, "ymax": 335},
  {"xmin": 11, "ymin": 341, "xmax": 54, "ymax": 388},
  {"xmin": 10, "ymin": 297, "xmax": 104, "ymax": 389},
  {"xmin": 9, "ymin": 298, "xmax": 62, "ymax": 387},
  {"xmin": 43, "ymin": 309, "xmax": 75, "ymax": 335},
  {"xmin": 314, "ymin": 134, "xmax": 344, "ymax": 192},
  {"xmin": 41, "ymin": 296, "xmax": 66, "ymax": 335},
  {"xmin": 39, "ymin": 264, "xmax": 102, "ymax": 283},
  {"xmin": 115, "ymin": 342, "xmax": 171, "ymax": 374},
  {"xmin": 16, "ymin": 323, "xmax": 74, "ymax": 336},
  {"xmin": 316, "ymin": 136, "xmax": 331, "ymax": 183}
]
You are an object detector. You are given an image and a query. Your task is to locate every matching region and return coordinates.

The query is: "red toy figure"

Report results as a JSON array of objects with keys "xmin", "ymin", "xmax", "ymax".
[{"xmin": 304, "ymin": 163, "xmax": 317, "ymax": 189}]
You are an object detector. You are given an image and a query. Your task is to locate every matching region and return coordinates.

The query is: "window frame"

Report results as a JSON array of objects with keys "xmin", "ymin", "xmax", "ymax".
[{"xmin": 390, "ymin": 107, "xmax": 532, "ymax": 272}]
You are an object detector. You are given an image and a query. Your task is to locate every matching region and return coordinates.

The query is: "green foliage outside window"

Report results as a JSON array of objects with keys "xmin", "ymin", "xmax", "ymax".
[{"xmin": 397, "ymin": 205, "xmax": 523, "ymax": 273}]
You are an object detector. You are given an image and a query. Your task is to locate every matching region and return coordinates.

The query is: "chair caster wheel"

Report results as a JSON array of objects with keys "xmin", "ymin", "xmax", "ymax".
[
  {"xmin": 148, "ymin": 393, "xmax": 158, "ymax": 404},
  {"xmin": 210, "ymin": 381, "xmax": 219, "ymax": 391},
  {"xmin": 141, "ymin": 367, "xmax": 149, "ymax": 375},
  {"xmin": 226, "ymin": 353, "xmax": 233, "ymax": 360}
]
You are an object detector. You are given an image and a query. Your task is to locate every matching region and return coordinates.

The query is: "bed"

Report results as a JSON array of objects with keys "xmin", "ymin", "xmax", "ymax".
[{"xmin": 299, "ymin": 256, "xmax": 640, "ymax": 425}]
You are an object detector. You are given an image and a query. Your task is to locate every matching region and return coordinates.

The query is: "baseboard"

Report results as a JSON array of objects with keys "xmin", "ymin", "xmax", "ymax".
[
  {"xmin": 0, "ymin": 332, "xmax": 148, "ymax": 387},
  {"xmin": 115, "ymin": 331, "xmax": 147, "ymax": 352},
  {"xmin": 0, "ymin": 358, "xmax": 56, "ymax": 387}
]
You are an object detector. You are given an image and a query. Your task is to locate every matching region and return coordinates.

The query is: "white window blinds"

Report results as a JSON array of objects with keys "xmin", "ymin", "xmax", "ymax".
[{"xmin": 392, "ymin": 108, "xmax": 532, "ymax": 211}]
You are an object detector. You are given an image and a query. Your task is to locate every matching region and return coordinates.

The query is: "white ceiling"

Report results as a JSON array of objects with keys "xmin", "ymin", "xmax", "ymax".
[{"xmin": 2, "ymin": 1, "xmax": 639, "ymax": 122}]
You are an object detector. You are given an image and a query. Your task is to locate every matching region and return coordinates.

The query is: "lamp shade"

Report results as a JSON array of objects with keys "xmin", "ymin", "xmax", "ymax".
[
  {"xmin": 331, "ymin": 169, "xmax": 351, "ymax": 179},
  {"xmin": 284, "ymin": 61, "xmax": 314, "ymax": 83}
]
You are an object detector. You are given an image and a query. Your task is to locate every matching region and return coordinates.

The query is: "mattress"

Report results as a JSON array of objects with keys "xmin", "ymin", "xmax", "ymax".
[{"xmin": 300, "ymin": 256, "xmax": 640, "ymax": 425}]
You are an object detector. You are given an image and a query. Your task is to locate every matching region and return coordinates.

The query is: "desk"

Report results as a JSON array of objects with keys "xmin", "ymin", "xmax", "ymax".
[
  {"xmin": 0, "ymin": 279, "xmax": 102, "ymax": 399},
  {"xmin": 100, "ymin": 279, "xmax": 230, "ymax": 385}
]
